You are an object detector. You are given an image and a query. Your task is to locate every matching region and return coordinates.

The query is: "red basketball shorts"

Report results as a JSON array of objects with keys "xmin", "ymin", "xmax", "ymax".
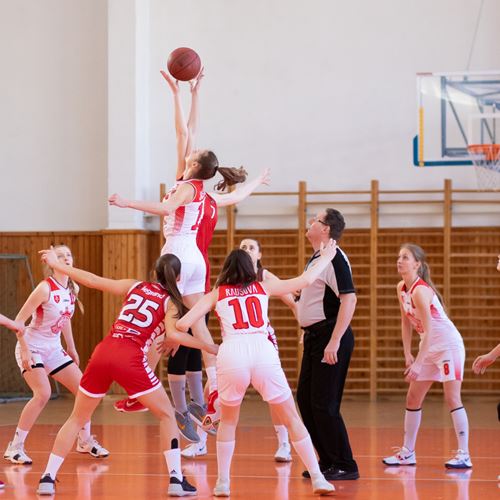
[{"xmin": 79, "ymin": 336, "xmax": 161, "ymax": 399}]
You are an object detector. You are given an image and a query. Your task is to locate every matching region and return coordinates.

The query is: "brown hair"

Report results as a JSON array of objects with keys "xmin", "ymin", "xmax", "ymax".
[
  {"xmin": 194, "ymin": 150, "xmax": 248, "ymax": 191},
  {"xmin": 44, "ymin": 244, "xmax": 84, "ymax": 314},
  {"xmin": 323, "ymin": 208, "xmax": 346, "ymax": 240},
  {"xmin": 154, "ymin": 253, "xmax": 187, "ymax": 318},
  {"xmin": 216, "ymin": 249, "xmax": 257, "ymax": 288},
  {"xmin": 401, "ymin": 243, "xmax": 445, "ymax": 306}
]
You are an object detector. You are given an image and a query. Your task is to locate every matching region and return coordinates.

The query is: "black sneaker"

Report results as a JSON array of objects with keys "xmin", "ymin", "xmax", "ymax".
[
  {"xmin": 168, "ymin": 476, "xmax": 197, "ymax": 497},
  {"xmin": 37, "ymin": 474, "xmax": 57, "ymax": 495},
  {"xmin": 302, "ymin": 464, "xmax": 332, "ymax": 479},
  {"xmin": 323, "ymin": 468, "xmax": 360, "ymax": 480}
]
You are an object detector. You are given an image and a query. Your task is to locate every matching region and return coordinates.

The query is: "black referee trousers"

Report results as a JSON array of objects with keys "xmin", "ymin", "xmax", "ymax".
[{"xmin": 297, "ymin": 322, "xmax": 358, "ymax": 472}]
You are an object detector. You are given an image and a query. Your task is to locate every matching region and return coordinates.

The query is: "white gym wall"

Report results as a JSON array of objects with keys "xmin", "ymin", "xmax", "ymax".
[{"xmin": 1, "ymin": 0, "xmax": 499, "ymax": 231}]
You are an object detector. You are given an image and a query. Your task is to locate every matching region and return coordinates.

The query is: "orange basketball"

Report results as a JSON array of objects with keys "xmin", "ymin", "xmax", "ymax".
[{"xmin": 167, "ymin": 47, "xmax": 201, "ymax": 81}]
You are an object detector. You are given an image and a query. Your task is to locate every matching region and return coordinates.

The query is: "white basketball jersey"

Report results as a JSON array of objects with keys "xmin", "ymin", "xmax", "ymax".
[
  {"xmin": 162, "ymin": 180, "xmax": 206, "ymax": 238},
  {"xmin": 215, "ymin": 282, "xmax": 270, "ymax": 337},
  {"xmin": 26, "ymin": 277, "xmax": 76, "ymax": 342},
  {"xmin": 400, "ymin": 278, "xmax": 463, "ymax": 352}
]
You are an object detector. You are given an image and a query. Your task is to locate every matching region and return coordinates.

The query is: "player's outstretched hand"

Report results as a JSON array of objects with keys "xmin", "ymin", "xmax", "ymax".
[
  {"xmin": 258, "ymin": 168, "xmax": 271, "ymax": 186},
  {"xmin": 39, "ymin": 247, "xmax": 58, "ymax": 268},
  {"xmin": 189, "ymin": 66, "xmax": 204, "ymax": 93},
  {"xmin": 156, "ymin": 338, "xmax": 180, "ymax": 357},
  {"xmin": 108, "ymin": 193, "xmax": 130, "ymax": 208},
  {"xmin": 319, "ymin": 239, "xmax": 337, "ymax": 261},
  {"xmin": 205, "ymin": 343, "xmax": 219, "ymax": 356},
  {"xmin": 160, "ymin": 70, "xmax": 179, "ymax": 94},
  {"xmin": 472, "ymin": 353, "xmax": 496, "ymax": 375}
]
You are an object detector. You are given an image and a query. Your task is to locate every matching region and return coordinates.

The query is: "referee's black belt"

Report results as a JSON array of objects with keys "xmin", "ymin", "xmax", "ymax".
[{"xmin": 301, "ymin": 319, "xmax": 336, "ymax": 334}]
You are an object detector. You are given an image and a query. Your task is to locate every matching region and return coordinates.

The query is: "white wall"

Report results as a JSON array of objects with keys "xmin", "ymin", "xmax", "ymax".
[
  {"xmin": 148, "ymin": 0, "xmax": 500, "ymax": 229},
  {"xmin": 1, "ymin": 0, "xmax": 499, "ymax": 231},
  {"xmin": 0, "ymin": 0, "xmax": 107, "ymax": 231}
]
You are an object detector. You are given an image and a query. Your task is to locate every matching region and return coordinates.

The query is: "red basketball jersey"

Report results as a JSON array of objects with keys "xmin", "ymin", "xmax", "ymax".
[
  {"xmin": 196, "ymin": 194, "xmax": 218, "ymax": 292},
  {"xmin": 109, "ymin": 281, "xmax": 169, "ymax": 351}
]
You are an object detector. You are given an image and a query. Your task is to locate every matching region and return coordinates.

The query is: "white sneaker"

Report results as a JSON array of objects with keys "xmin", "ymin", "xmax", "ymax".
[
  {"xmin": 311, "ymin": 475, "xmax": 335, "ymax": 495},
  {"xmin": 274, "ymin": 442, "xmax": 292, "ymax": 462},
  {"xmin": 445, "ymin": 450, "xmax": 472, "ymax": 469},
  {"xmin": 4, "ymin": 441, "xmax": 32, "ymax": 465},
  {"xmin": 181, "ymin": 441, "xmax": 208, "ymax": 458},
  {"xmin": 382, "ymin": 446, "xmax": 416, "ymax": 466},
  {"xmin": 213, "ymin": 478, "xmax": 230, "ymax": 497},
  {"xmin": 37, "ymin": 473, "xmax": 56, "ymax": 495},
  {"xmin": 76, "ymin": 435, "xmax": 109, "ymax": 458}
]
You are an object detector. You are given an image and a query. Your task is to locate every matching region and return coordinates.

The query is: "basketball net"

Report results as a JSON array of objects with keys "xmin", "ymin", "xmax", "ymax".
[{"xmin": 467, "ymin": 144, "xmax": 500, "ymax": 191}]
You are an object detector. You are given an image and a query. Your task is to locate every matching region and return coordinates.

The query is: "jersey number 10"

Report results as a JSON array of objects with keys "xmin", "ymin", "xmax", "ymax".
[{"xmin": 228, "ymin": 297, "xmax": 264, "ymax": 329}]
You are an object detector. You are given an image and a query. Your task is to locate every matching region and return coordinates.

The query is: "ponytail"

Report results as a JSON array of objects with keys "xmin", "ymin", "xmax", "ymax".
[
  {"xmin": 401, "ymin": 243, "xmax": 445, "ymax": 306},
  {"xmin": 155, "ymin": 254, "xmax": 188, "ymax": 318},
  {"xmin": 193, "ymin": 150, "xmax": 248, "ymax": 191},
  {"xmin": 213, "ymin": 166, "xmax": 247, "ymax": 192}
]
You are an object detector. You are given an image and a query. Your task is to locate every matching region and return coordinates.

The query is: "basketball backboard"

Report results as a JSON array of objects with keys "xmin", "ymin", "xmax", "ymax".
[{"xmin": 413, "ymin": 71, "xmax": 500, "ymax": 167}]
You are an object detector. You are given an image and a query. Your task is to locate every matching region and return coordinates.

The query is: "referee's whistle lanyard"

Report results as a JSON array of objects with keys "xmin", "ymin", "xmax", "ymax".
[{"xmin": 304, "ymin": 250, "xmax": 320, "ymax": 271}]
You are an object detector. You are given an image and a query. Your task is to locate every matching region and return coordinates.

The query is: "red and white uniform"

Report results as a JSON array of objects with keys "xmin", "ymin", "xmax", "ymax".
[
  {"xmin": 197, "ymin": 194, "xmax": 218, "ymax": 293},
  {"xmin": 161, "ymin": 179, "xmax": 207, "ymax": 296},
  {"xmin": 400, "ymin": 278, "xmax": 465, "ymax": 382},
  {"xmin": 15, "ymin": 277, "xmax": 75, "ymax": 375},
  {"xmin": 80, "ymin": 281, "xmax": 169, "ymax": 399},
  {"xmin": 214, "ymin": 282, "xmax": 292, "ymax": 406}
]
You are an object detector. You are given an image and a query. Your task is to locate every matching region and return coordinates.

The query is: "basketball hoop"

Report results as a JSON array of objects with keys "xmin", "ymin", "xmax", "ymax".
[{"xmin": 467, "ymin": 144, "xmax": 500, "ymax": 191}]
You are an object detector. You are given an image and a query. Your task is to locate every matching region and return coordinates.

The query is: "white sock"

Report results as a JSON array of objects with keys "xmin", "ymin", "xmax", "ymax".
[
  {"xmin": 403, "ymin": 408, "xmax": 422, "ymax": 452},
  {"xmin": 42, "ymin": 453, "xmax": 65, "ymax": 480},
  {"xmin": 12, "ymin": 428, "xmax": 29, "ymax": 447},
  {"xmin": 206, "ymin": 366, "xmax": 217, "ymax": 393},
  {"xmin": 291, "ymin": 436, "xmax": 320, "ymax": 478},
  {"xmin": 78, "ymin": 422, "xmax": 91, "ymax": 442},
  {"xmin": 216, "ymin": 440, "xmax": 235, "ymax": 482},
  {"xmin": 197, "ymin": 426, "xmax": 208, "ymax": 445},
  {"xmin": 164, "ymin": 448, "xmax": 182, "ymax": 481},
  {"xmin": 274, "ymin": 425, "xmax": 289, "ymax": 446},
  {"xmin": 450, "ymin": 406, "xmax": 469, "ymax": 453}
]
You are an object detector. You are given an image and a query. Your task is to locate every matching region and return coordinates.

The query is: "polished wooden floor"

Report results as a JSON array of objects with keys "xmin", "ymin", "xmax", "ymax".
[{"xmin": 0, "ymin": 396, "xmax": 498, "ymax": 499}]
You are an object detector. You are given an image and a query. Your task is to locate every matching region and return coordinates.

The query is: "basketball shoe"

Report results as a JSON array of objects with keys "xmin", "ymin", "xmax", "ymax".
[
  {"xmin": 213, "ymin": 478, "xmax": 230, "ymax": 497},
  {"xmin": 445, "ymin": 450, "xmax": 472, "ymax": 469},
  {"xmin": 36, "ymin": 473, "xmax": 56, "ymax": 496},
  {"xmin": 175, "ymin": 411, "xmax": 200, "ymax": 443},
  {"xmin": 167, "ymin": 476, "xmax": 197, "ymax": 496},
  {"xmin": 382, "ymin": 446, "xmax": 417, "ymax": 466},
  {"xmin": 181, "ymin": 441, "xmax": 208, "ymax": 458},
  {"xmin": 4, "ymin": 441, "xmax": 32, "ymax": 465},
  {"xmin": 274, "ymin": 442, "xmax": 292, "ymax": 462},
  {"xmin": 113, "ymin": 397, "xmax": 148, "ymax": 413},
  {"xmin": 201, "ymin": 390, "xmax": 220, "ymax": 433},
  {"xmin": 76, "ymin": 435, "xmax": 110, "ymax": 458},
  {"xmin": 187, "ymin": 401, "xmax": 216, "ymax": 436}
]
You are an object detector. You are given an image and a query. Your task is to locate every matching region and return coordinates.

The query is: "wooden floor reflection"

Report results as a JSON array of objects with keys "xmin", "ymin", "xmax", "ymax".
[{"xmin": 0, "ymin": 397, "xmax": 498, "ymax": 499}]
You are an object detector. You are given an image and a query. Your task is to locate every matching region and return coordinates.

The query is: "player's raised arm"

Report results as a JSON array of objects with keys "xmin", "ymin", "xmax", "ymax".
[
  {"xmin": 262, "ymin": 240, "xmax": 337, "ymax": 297},
  {"xmin": 160, "ymin": 69, "xmax": 189, "ymax": 181},
  {"xmin": 209, "ymin": 168, "xmax": 271, "ymax": 207},
  {"xmin": 108, "ymin": 182, "xmax": 196, "ymax": 217},
  {"xmin": 39, "ymin": 248, "xmax": 136, "ymax": 296}
]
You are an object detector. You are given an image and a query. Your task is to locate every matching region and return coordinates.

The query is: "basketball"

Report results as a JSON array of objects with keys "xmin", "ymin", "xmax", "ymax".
[{"xmin": 167, "ymin": 47, "xmax": 201, "ymax": 81}]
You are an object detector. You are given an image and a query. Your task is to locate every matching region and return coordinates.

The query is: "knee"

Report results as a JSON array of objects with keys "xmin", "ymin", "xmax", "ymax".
[
  {"xmin": 405, "ymin": 392, "xmax": 422, "ymax": 409},
  {"xmin": 444, "ymin": 393, "xmax": 462, "ymax": 410},
  {"xmin": 31, "ymin": 389, "xmax": 51, "ymax": 407}
]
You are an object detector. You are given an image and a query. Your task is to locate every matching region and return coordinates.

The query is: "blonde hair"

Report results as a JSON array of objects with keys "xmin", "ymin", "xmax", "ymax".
[
  {"xmin": 44, "ymin": 244, "xmax": 84, "ymax": 315},
  {"xmin": 401, "ymin": 243, "xmax": 444, "ymax": 306}
]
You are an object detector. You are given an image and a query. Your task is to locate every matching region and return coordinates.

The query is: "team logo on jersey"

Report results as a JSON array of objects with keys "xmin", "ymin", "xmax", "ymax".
[
  {"xmin": 54, "ymin": 295, "xmax": 60, "ymax": 303},
  {"xmin": 51, "ymin": 309, "xmax": 72, "ymax": 334}
]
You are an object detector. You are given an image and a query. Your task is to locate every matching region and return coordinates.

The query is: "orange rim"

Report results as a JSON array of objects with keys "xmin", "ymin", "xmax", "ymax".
[{"xmin": 467, "ymin": 144, "xmax": 500, "ymax": 161}]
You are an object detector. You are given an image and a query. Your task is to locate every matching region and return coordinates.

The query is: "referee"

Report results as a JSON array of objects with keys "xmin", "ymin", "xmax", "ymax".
[{"xmin": 297, "ymin": 208, "xmax": 359, "ymax": 480}]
